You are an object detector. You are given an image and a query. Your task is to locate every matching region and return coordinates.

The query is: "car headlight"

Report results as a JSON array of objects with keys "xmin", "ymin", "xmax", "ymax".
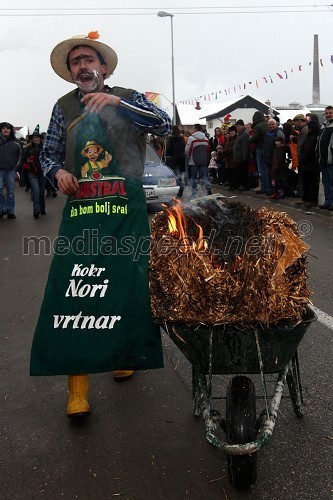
[{"xmin": 158, "ymin": 177, "xmax": 177, "ymax": 188}]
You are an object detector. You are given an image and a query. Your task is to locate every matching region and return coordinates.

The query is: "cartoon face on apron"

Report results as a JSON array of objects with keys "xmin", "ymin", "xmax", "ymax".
[{"xmin": 30, "ymin": 112, "xmax": 163, "ymax": 375}]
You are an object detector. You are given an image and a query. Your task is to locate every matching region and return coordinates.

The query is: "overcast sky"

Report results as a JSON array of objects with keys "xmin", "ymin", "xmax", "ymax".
[{"xmin": 0, "ymin": 0, "xmax": 332, "ymax": 132}]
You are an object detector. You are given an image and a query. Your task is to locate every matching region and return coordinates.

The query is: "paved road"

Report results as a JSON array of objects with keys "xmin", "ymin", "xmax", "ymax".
[{"xmin": 0, "ymin": 185, "xmax": 332, "ymax": 499}]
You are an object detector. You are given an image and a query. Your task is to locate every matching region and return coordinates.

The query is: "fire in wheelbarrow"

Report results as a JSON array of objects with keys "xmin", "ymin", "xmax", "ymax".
[{"xmin": 149, "ymin": 195, "xmax": 317, "ymax": 491}]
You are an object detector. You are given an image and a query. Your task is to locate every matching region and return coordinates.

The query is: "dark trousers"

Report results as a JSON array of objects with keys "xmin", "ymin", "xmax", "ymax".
[
  {"xmin": 302, "ymin": 171, "xmax": 320, "ymax": 203},
  {"xmin": 217, "ymin": 162, "xmax": 227, "ymax": 184},
  {"xmin": 236, "ymin": 161, "xmax": 249, "ymax": 189},
  {"xmin": 227, "ymin": 168, "xmax": 239, "ymax": 190}
]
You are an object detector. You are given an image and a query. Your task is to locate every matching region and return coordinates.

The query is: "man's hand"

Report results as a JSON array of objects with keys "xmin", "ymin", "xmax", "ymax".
[
  {"xmin": 81, "ymin": 93, "xmax": 121, "ymax": 113},
  {"xmin": 55, "ymin": 169, "xmax": 80, "ymax": 195}
]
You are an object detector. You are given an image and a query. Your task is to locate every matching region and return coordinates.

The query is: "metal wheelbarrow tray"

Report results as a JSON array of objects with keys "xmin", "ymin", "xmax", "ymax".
[{"xmin": 162, "ymin": 306, "xmax": 317, "ymax": 491}]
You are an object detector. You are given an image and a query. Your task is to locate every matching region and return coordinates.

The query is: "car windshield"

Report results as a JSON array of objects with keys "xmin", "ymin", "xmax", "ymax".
[
  {"xmin": 145, "ymin": 142, "xmax": 162, "ymax": 166},
  {"xmin": 143, "ymin": 142, "xmax": 174, "ymax": 185}
]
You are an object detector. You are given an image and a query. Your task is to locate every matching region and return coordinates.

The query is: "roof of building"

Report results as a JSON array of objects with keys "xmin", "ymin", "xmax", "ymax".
[
  {"xmin": 176, "ymin": 102, "xmax": 224, "ymax": 126},
  {"xmin": 200, "ymin": 95, "xmax": 279, "ymax": 119}
]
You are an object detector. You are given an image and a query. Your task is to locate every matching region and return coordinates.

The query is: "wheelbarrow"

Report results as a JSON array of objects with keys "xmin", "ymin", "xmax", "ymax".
[{"xmin": 162, "ymin": 306, "xmax": 317, "ymax": 491}]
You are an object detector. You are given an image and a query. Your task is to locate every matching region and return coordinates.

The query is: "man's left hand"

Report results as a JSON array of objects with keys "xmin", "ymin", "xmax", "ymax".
[{"xmin": 81, "ymin": 93, "xmax": 121, "ymax": 113}]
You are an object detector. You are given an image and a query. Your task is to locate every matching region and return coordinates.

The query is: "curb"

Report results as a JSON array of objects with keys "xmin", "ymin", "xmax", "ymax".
[{"xmin": 212, "ymin": 185, "xmax": 333, "ymax": 217}]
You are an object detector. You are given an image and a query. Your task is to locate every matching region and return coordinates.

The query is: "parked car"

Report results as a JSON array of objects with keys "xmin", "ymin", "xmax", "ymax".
[{"xmin": 143, "ymin": 142, "xmax": 179, "ymax": 206}]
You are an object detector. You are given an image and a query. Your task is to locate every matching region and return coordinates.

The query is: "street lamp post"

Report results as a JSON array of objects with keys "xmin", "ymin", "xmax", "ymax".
[{"xmin": 157, "ymin": 11, "xmax": 176, "ymax": 125}]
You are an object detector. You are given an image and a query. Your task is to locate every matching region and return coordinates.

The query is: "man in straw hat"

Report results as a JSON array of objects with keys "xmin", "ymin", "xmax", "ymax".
[{"xmin": 30, "ymin": 31, "xmax": 171, "ymax": 417}]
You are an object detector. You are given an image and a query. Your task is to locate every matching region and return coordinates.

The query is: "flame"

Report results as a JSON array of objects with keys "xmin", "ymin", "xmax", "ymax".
[{"xmin": 167, "ymin": 202, "xmax": 208, "ymax": 253}]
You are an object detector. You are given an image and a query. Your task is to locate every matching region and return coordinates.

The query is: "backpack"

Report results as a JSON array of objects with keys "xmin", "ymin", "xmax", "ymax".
[{"xmin": 189, "ymin": 138, "xmax": 210, "ymax": 166}]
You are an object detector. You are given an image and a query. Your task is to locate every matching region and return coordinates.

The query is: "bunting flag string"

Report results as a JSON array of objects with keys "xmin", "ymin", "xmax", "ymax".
[{"xmin": 176, "ymin": 53, "xmax": 333, "ymax": 106}]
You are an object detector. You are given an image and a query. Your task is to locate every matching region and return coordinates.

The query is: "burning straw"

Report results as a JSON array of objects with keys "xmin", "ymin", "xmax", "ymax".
[{"xmin": 149, "ymin": 196, "xmax": 312, "ymax": 328}]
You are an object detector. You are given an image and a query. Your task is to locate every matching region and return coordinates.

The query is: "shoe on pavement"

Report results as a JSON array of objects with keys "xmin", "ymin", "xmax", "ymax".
[
  {"xmin": 33, "ymin": 213, "xmax": 40, "ymax": 219},
  {"xmin": 113, "ymin": 370, "xmax": 134, "ymax": 381},
  {"xmin": 7, "ymin": 213, "xmax": 16, "ymax": 219},
  {"xmin": 319, "ymin": 204, "xmax": 330, "ymax": 209},
  {"xmin": 328, "ymin": 206, "xmax": 333, "ymax": 211}
]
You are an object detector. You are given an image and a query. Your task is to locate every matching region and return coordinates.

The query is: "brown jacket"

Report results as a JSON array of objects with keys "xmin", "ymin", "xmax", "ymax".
[{"xmin": 223, "ymin": 136, "xmax": 237, "ymax": 168}]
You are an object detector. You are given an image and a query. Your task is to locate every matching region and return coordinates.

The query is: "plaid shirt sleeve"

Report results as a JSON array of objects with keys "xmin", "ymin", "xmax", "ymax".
[
  {"xmin": 40, "ymin": 103, "xmax": 66, "ymax": 182},
  {"xmin": 118, "ymin": 91, "xmax": 172, "ymax": 136}
]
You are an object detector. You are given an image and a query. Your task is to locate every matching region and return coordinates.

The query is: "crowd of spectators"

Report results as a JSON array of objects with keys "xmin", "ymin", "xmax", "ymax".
[{"xmin": 149, "ymin": 105, "xmax": 333, "ymax": 209}]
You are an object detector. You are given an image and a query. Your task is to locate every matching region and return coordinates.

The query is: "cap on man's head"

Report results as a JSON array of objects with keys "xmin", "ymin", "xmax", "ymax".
[
  {"xmin": 235, "ymin": 119, "xmax": 245, "ymax": 126},
  {"xmin": 293, "ymin": 114, "xmax": 306, "ymax": 121},
  {"xmin": 50, "ymin": 31, "xmax": 118, "ymax": 83}
]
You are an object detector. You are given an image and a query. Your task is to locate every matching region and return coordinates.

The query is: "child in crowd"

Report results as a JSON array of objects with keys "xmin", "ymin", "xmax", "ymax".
[
  {"xmin": 216, "ymin": 144, "xmax": 227, "ymax": 185},
  {"xmin": 270, "ymin": 136, "xmax": 288, "ymax": 199},
  {"xmin": 208, "ymin": 150, "xmax": 218, "ymax": 183}
]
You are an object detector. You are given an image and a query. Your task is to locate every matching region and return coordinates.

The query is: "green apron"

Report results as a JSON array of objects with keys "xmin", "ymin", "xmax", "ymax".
[{"xmin": 30, "ymin": 113, "xmax": 163, "ymax": 376}]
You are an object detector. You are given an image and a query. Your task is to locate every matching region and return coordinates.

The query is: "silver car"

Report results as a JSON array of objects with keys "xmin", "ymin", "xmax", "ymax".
[{"xmin": 143, "ymin": 143, "xmax": 179, "ymax": 206}]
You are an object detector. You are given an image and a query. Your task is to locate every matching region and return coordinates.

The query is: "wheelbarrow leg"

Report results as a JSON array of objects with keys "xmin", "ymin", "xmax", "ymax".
[
  {"xmin": 192, "ymin": 367, "xmax": 202, "ymax": 417},
  {"xmin": 226, "ymin": 376, "xmax": 257, "ymax": 491},
  {"xmin": 286, "ymin": 350, "xmax": 304, "ymax": 418}
]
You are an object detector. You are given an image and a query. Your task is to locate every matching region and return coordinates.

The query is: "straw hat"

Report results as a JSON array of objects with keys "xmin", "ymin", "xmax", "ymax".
[
  {"xmin": 50, "ymin": 31, "xmax": 118, "ymax": 83},
  {"xmin": 81, "ymin": 141, "xmax": 104, "ymax": 157}
]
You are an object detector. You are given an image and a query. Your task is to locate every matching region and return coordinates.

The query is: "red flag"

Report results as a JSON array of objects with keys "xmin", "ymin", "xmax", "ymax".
[
  {"xmin": 276, "ymin": 72, "xmax": 283, "ymax": 79},
  {"xmin": 320, "ymin": 59, "xmax": 324, "ymax": 66},
  {"xmin": 263, "ymin": 77, "xmax": 268, "ymax": 83},
  {"xmin": 298, "ymin": 65, "xmax": 302, "ymax": 71}
]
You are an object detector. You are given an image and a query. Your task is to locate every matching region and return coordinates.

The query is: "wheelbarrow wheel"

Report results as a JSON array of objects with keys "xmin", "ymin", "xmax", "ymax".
[
  {"xmin": 226, "ymin": 376, "xmax": 257, "ymax": 491},
  {"xmin": 286, "ymin": 351, "xmax": 304, "ymax": 418}
]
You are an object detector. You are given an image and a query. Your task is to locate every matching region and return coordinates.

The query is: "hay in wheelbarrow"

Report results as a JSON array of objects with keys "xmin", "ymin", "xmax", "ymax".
[{"xmin": 149, "ymin": 195, "xmax": 312, "ymax": 328}]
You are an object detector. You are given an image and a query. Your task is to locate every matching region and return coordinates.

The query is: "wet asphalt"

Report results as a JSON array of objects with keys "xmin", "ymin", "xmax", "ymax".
[{"xmin": 0, "ymin": 185, "xmax": 332, "ymax": 500}]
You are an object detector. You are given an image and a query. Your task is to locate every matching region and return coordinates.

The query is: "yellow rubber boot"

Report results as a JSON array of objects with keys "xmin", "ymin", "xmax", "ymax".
[
  {"xmin": 67, "ymin": 375, "xmax": 91, "ymax": 418},
  {"xmin": 112, "ymin": 370, "xmax": 134, "ymax": 381}
]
